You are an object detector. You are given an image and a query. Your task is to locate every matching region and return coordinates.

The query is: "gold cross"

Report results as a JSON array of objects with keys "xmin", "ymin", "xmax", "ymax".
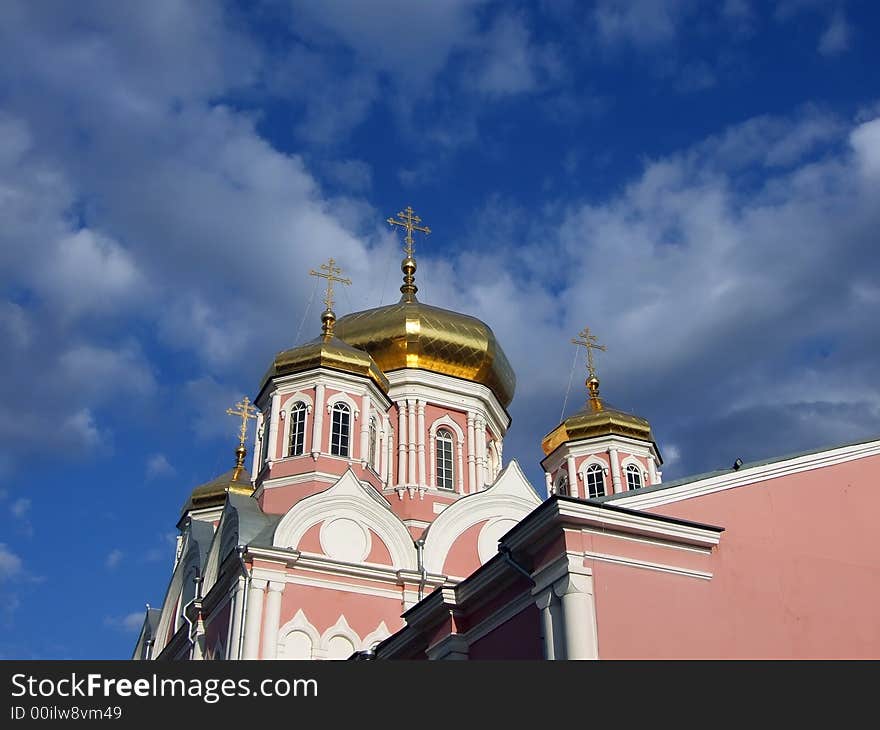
[
  {"xmin": 226, "ymin": 396, "xmax": 258, "ymax": 449},
  {"xmin": 571, "ymin": 327, "xmax": 607, "ymax": 380},
  {"xmin": 309, "ymin": 257, "xmax": 351, "ymax": 311},
  {"xmin": 387, "ymin": 206, "xmax": 431, "ymax": 258}
]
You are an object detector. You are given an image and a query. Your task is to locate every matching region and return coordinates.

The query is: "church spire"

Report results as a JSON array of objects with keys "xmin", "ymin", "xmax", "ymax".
[
  {"xmin": 571, "ymin": 326, "xmax": 607, "ymax": 412},
  {"xmin": 225, "ymin": 396, "xmax": 257, "ymax": 481},
  {"xmin": 309, "ymin": 257, "xmax": 351, "ymax": 340},
  {"xmin": 387, "ymin": 206, "xmax": 431, "ymax": 303}
]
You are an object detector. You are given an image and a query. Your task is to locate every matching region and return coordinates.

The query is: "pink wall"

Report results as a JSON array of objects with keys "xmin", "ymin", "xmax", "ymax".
[
  {"xmin": 594, "ymin": 456, "xmax": 880, "ymax": 658},
  {"xmin": 442, "ymin": 520, "xmax": 487, "ymax": 578},
  {"xmin": 279, "ymin": 583, "xmax": 404, "ymax": 639}
]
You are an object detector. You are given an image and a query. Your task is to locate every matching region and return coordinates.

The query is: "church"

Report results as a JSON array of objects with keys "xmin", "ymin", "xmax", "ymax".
[{"xmin": 133, "ymin": 207, "xmax": 880, "ymax": 661}]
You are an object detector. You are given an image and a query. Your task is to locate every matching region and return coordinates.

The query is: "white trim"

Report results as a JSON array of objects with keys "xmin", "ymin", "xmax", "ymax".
[
  {"xmin": 283, "ymin": 397, "xmax": 311, "ymax": 458},
  {"xmin": 277, "ymin": 609, "xmax": 320, "ymax": 660},
  {"xmin": 362, "ymin": 621, "xmax": 392, "ymax": 651},
  {"xmin": 272, "ymin": 469, "xmax": 418, "ymax": 571},
  {"xmin": 326, "ymin": 392, "xmax": 359, "ymax": 417},
  {"xmin": 428, "ymin": 414, "xmax": 465, "ymax": 443},
  {"xmin": 621, "ymin": 456, "xmax": 644, "ymax": 491},
  {"xmin": 320, "ymin": 615, "xmax": 361, "ymax": 660},
  {"xmin": 579, "ymin": 457, "xmax": 608, "ymax": 499},
  {"xmin": 614, "ymin": 439, "xmax": 880, "ymax": 509},
  {"xmin": 583, "ymin": 550, "xmax": 713, "ymax": 580},
  {"xmin": 422, "ymin": 460, "xmax": 542, "ymax": 574}
]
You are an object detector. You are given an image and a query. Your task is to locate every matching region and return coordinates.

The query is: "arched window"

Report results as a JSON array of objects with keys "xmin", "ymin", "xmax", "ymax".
[
  {"xmin": 368, "ymin": 417, "xmax": 378, "ymax": 468},
  {"xmin": 626, "ymin": 463, "xmax": 643, "ymax": 491},
  {"xmin": 330, "ymin": 403, "xmax": 351, "ymax": 457},
  {"xmin": 287, "ymin": 402, "xmax": 307, "ymax": 457},
  {"xmin": 436, "ymin": 428, "xmax": 454, "ymax": 490},
  {"xmin": 586, "ymin": 463, "xmax": 605, "ymax": 499},
  {"xmin": 555, "ymin": 473, "xmax": 569, "ymax": 496}
]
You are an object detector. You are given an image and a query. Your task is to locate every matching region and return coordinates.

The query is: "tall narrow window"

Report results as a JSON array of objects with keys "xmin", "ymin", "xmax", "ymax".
[
  {"xmin": 555, "ymin": 473, "xmax": 569, "ymax": 496},
  {"xmin": 586, "ymin": 463, "xmax": 605, "ymax": 499},
  {"xmin": 626, "ymin": 463, "xmax": 643, "ymax": 491},
  {"xmin": 261, "ymin": 412, "xmax": 271, "ymax": 466},
  {"xmin": 436, "ymin": 429, "xmax": 454, "ymax": 490},
  {"xmin": 368, "ymin": 417, "xmax": 378, "ymax": 468},
  {"xmin": 288, "ymin": 402, "xmax": 307, "ymax": 457},
  {"xmin": 330, "ymin": 403, "xmax": 351, "ymax": 457}
]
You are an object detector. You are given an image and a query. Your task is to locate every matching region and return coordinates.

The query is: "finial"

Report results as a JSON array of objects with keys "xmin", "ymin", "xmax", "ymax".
[
  {"xmin": 226, "ymin": 396, "xmax": 257, "ymax": 481},
  {"xmin": 309, "ymin": 257, "xmax": 351, "ymax": 339},
  {"xmin": 387, "ymin": 206, "xmax": 430, "ymax": 303},
  {"xmin": 571, "ymin": 327, "xmax": 607, "ymax": 411}
]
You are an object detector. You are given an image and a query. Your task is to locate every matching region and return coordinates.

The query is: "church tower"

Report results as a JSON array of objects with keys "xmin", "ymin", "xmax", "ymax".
[
  {"xmin": 540, "ymin": 328, "xmax": 662, "ymax": 499},
  {"xmin": 136, "ymin": 207, "xmax": 541, "ymax": 661}
]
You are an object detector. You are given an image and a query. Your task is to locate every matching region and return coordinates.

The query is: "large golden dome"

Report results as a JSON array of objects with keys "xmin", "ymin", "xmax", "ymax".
[{"xmin": 335, "ymin": 298, "xmax": 516, "ymax": 407}]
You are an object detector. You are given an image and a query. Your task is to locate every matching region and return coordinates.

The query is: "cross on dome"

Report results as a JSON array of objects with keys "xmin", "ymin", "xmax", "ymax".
[
  {"xmin": 387, "ymin": 206, "xmax": 430, "ymax": 302},
  {"xmin": 571, "ymin": 327, "xmax": 607, "ymax": 407},
  {"xmin": 309, "ymin": 257, "xmax": 352, "ymax": 339},
  {"xmin": 225, "ymin": 396, "xmax": 258, "ymax": 480}
]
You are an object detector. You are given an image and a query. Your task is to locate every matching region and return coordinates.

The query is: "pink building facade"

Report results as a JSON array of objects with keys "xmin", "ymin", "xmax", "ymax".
[{"xmin": 133, "ymin": 221, "xmax": 880, "ymax": 661}]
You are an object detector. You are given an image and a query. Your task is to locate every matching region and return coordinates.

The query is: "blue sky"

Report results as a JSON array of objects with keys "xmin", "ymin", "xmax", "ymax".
[{"xmin": 1, "ymin": 0, "xmax": 879, "ymax": 659}]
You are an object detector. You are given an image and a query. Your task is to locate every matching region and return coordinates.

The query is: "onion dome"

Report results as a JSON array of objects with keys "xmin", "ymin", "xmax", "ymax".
[
  {"xmin": 541, "ymin": 375, "xmax": 654, "ymax": 456},
  {"xmin": 258, "ymin": 259, "xmax": 389, "ymax": 394},
  {"xmin": 180, "ymin": 439, "xmax": 254, "ymax": 521},
  {"xmin": 333, "ymin": 206, "xmax": 515, "ymax": 408}
]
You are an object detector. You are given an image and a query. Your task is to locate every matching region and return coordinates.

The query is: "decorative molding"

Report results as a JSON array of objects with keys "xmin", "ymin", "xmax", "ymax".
[{"xmin": 613, "ymin": 438, "xmax": 880, "ymax": 510}]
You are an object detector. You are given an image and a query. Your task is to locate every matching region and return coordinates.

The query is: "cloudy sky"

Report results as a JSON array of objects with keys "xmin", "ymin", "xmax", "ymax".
[{"xmin": 1, "ymin": 0, "xmax": 878, "ymax": 659}]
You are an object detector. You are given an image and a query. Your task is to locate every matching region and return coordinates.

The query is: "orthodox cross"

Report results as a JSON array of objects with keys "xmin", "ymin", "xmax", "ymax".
[
  {"xmin": 387, "ymin": 206, "xmax": 431, "ymax": 258},
  {"xmin": 226, "ymin": 396, "xmax": 258, "ymax": 449},
  {"xmin": 309, "ymin": 257, "xmax": 351, "ymax": 312},
  {"xmin": 571, "ymin": 327, "xmax": 607, "ymax": 380}
]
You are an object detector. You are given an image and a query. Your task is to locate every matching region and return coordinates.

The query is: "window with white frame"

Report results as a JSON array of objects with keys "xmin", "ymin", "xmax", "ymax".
[
  {"xmin": 555, "ymin": 473, "xmax": 569, "ymax": 496},
  {"xmin": 330, "ymin": 402, "xmax": 351, "ymax": 457},
  {"xmin": 287, "ymin": 402, "xmax": 307, "ymax": 457},
  {"xmin": 625, "ymin": 463, "xmax": 643, "ymax": 490},
  {"xmin": 436, "ymin": 428, "xmax": 455, "ymax": 490},
  {"xmin": 586, "ymin": 463, "xmax": 605, "ymax": 499}
]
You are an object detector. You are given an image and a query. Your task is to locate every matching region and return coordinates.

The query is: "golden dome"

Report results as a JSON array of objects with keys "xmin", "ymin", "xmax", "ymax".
[
  {"xmin": 334, "ymin": 297, "xmax": 515, "ymax": 407},
  {"xmin": 260, "ymin": 328, "xmax": 389, "ymax": 394},
  {"xmin": 541, "ymin": 378, "xmax": 654, "ymax": 456},
  {"xmin": 180, "ymin": 465, "xmax": 254, "ymax": 517}
]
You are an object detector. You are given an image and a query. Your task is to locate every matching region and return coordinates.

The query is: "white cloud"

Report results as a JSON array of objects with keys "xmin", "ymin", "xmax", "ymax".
[
  {"xmin": 105, "ymin": 549, "xmax": 123, "ymax": 570},
  {"xmin": 0, "ymin": 544, "xmax": 23, "ymax": 581},
  {"xmin": 819, "ymin": 11, "xmax": 851, "ymax": 56},
  {"xmin": 146, "ymin": 454, "xmax": 176, "ymax": 480},
  {"xmin": 10, "ymin": 498, "xmax": 30, "ymax": 519},
  {"xmin": 594, "ymin": 0, "xmax": 689, "ymax": 47},
  {"xmin": 104, "ymin": 612, "xmax": 144, "ymax": 633},
  {"xmin": 850, "ymin": 119, "xmax": 880, "ymax": 180}
]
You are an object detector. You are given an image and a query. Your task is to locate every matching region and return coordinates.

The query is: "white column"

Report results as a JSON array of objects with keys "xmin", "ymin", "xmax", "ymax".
[
  {"xmin": 456, "ymin": 440, "xmax": 464, "ymax": 495},
  {"xmin": 609, "ymin": 448, "xmax": 622, "ymax": 494},
  {"xmin": 534, "ymin": 589, "xmax": 555, "ymax": 660},
  {"xmin": 261, "ymin": 581, "xmax": 284, "ymax": 660},
  {"xmin": 242, "ymin": 578, "xmax": 266, "ymax": 659},
  {"xmin": 379, "ymin": 426, "xmax": 388, "ymax": 484},
  {"xmin": 566, "ymin": 454, "xmax": 579, "ymax": 498},
  {"xmin": 252, "ymin": 412, "xmax": 263, "ymax": 479},
  {"xmin": 466, "ymin": 412, "xmax": 477, "ymax": 494},
  {"xmin": 429, "ymin": 426, "xmax": 436, "ymax": 489},
  {"xmin": 648, "ymin": 456, "xmax": 657, "ymax": 486},
  {"xmin": 407, "ymin": 399, "xmax": 417, "ymax": 486},
  {"xmin": 386, "ymin": 422, "xmax": 394, "ymax": 485},
  {"xmin": 267, "ymin": 391, "xmax": 281, "ymax": 462},
  {"xmin": 417, "ymin": 400, "xmax": 426, "ymax": 488},
  {"xmin": 312, "ymin": 384, "xmax": 325, "ymax": 457},
  {"xmin": 359, "ymin": 394, "xmax": 370, "ymax": 466},
  {"xmin": 476, "ymin": 416, "xmax": 488, "ymax": 487},
  {"xmin": 227, "ymin": 577, "xmax": 245, "ymax": 659},
  {"xmin": 553, "ymin": 572, "xmax": 598, "ymax": 660},
  {"xmin": 544, "ymin": 472, "xmax": 552, "ymax": 496},
  {"xmin": 397, "ymin": 403, "xmax": 407, "ymax": 487}
]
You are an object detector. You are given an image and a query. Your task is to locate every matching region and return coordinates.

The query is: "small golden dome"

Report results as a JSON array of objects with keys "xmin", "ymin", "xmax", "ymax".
[
  {"xmin": 541, "ymin": 378, "xmax": 654, "ymax": 456},
  {"xmin": 335, "ymin": 297, "xmax": 515, "ymax": 407},
  {"xmin": 180, "ymin": 466, "xmax": 254, "ymax": 517},
  {"xmin": 260, "ymin": 333, "xmax": 390, "ymax": 394}
]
